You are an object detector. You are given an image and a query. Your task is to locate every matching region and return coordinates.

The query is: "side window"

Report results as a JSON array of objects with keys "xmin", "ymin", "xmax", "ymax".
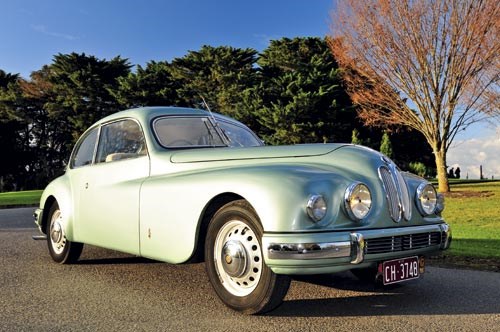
[
  {"xmin": 71, "ymin": 128, "xmax": 98, "ymax": 168},
  {"xmin": 96, "ymin": 119, "xmax": 147, "ymax": 163}
]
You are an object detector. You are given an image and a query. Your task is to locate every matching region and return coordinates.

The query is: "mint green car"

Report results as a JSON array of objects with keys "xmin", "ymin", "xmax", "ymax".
[{"xmin": 34, "ymin": 106, "xmax": 451, "ymax": 314}]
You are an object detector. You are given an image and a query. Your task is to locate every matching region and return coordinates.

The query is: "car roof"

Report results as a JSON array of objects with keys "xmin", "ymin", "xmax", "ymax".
[{"xmin": 96, "ymin": 106, "xmax": 236, "ymax": 126}]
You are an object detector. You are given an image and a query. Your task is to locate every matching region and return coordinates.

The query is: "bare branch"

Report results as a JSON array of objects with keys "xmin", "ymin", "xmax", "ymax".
[{"xmin": 330, "ymin": 0, "xmax": 500, "ymax": 191}]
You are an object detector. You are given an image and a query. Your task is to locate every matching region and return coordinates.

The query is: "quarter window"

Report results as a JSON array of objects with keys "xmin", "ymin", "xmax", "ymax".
[
  {"xmin": 71, "ymin": 128, "xmax": 98, "ymax": 168},
  {"xmin": 96, "ymin": 119, "xmax": 147, "ymax": 163}
]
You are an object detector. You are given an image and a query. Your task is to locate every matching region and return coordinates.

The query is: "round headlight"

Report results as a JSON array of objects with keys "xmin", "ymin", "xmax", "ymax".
[
  {"xmin": 344, "ymin": 183, "xmax": 372, "ymax": 221},
  {"xmin": 416, "ymin": 183, "xmax": 437, "ymax": 215},
  {"xmin": 306, "ymin": 194, "xmax": 327, "ymax": 222}
]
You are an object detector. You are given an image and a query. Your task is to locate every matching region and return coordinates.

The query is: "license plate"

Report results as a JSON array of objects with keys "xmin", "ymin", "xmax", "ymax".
[{"xmin": 382, "ymin": 256, "xmax": 420, "ymax": 285}]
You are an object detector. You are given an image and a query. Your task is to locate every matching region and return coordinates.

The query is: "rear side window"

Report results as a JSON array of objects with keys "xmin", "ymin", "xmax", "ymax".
[
  {"xmin": 71, "ymin": 128, "xmax": 98, "ymax": 168},
  {"xmin": 96, "ymin": 119, "xmax": 147, "ymax": 163}
]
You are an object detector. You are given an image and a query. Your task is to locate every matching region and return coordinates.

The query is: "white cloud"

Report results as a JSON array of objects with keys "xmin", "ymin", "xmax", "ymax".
[
  {"xmin": 448, "ymin": 129, "xmax": 500, "ymax": 179},
  {"xmin": 31, "ymin": 24, "xmax": 78, "ymax": 41}
]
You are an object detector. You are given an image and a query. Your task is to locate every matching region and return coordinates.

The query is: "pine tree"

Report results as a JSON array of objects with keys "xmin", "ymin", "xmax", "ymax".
[
  {"xmin": 351, "ymin": 128, "xmax": 363, "ymax": 145},
  {"xmin": 380, "ymin": 131, "xmax": 393, "ymax": 158}
]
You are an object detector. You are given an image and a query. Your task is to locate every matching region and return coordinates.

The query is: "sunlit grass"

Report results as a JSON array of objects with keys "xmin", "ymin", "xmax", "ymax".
[
  {"xmin": 443, "ymin": 181, "xmax": 500, "ymax": 258},
  {"xmin": 0, "ymin": 190, "xmax": 42, "ymax": 206}
]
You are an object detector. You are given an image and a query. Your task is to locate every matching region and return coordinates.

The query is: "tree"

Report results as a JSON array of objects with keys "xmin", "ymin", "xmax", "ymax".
[
  {"xmin": 249, "ymin": 37, "xmax": 355, "ymax": 145},
  {"xmin": 380, "ymin": 132, "xmax": 393, "ymax": 158},
  {"xmin": 169, "ymin": 45, "xmax": 258, "ymax": 120},
  {"xmin": 330, "ymin": 0, "xmax": 500, "ymax": 192},
  {"xmin": 0, "ymin": 67, "xmax": 73, "ymax": 190},
  {"xmin": 0, "ymin": 70, "xmax": 24, "ymax": 190},
  {"xmin": 409, "ymin": 162, "xmax": 427, "ymax": 178},
  {"xmin": 46, "ymin": 53, "xmax": 131, "ymax": 142},
  {"xmin": 114, "ymin": 61, "xmax": 181, "ymax": 108},
  {"xmin": 351, "ymin": 128, "xmax": 363, "ymax": 145}
]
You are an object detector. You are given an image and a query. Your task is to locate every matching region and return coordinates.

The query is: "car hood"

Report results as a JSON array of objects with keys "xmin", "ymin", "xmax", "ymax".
[{"xmin": 169, "ymin": 143, "xmax": 348, "ymax": 163}]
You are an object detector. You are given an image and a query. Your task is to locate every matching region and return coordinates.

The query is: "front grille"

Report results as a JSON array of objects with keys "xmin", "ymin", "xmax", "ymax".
[
  {"xmin": 366, "ymin": 232, "xmax": 442, "ymax": 254},
  {"xmin": 379, "ymin": 161, "xmax": 411, "ymax": 222},
  {"xmin": 379, "ymin": 167, "xmax": 401, "ymax": 221}
]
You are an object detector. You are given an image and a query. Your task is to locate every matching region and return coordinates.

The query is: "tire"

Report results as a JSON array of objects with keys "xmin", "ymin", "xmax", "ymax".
[
  {"xmin": 205, "ymin": 200, "xmax": 291, "ymax": 314},
  {"xmin": 46, "ymin": 202, "xmax": 83, "ymax": 264}
]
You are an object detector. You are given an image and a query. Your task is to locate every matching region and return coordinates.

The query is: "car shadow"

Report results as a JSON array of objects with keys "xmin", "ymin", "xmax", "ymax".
[
  {"xmin": 74, "ymin": 245, "xmax": 159, "ymax": 265},
  {"xmin": 268, "ymin": 268, "xmax": 500, "ymax": 317},
  {"xmin": 76, "ymin": 256, "xmax": 157, "ymax": 265}
]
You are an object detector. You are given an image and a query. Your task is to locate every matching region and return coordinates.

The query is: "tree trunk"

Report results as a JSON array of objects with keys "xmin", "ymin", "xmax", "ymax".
[{"xmin": 434, "ymin": 148, "xmax": 450, "ymax": 192}]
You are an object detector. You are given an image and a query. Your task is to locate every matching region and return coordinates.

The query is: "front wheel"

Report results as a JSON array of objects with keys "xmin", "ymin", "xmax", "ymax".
[
  {"xmin": 205, "ymin": 200, "xmax": 290, "ymax": 314},
  {"xmin": 46, "ymin": 202, "xmax": 83, "ymax": 264}
]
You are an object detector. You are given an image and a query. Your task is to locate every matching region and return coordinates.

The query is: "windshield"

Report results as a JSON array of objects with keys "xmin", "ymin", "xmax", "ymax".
[
  {"xmin": 153, "ymin": 116, "xmax": 262, "ymax": 148},
  {"xmin": 218, "ymin": 120, "xmax": 262, "ymax": 147}
]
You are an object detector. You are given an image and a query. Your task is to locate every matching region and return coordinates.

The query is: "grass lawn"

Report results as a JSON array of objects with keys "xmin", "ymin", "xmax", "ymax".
[
  {"xmin": 0, "ymin": 190, "xmax": 42, "ymax": 207},
  {"xmin": 442, "ymin": 181, "xmax": 500, "ymax": 259}
]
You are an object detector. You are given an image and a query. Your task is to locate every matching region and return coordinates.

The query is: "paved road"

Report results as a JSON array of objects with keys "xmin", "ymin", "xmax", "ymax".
[
  {"xmin": 1, "ymin": 208, "xmax": 500, "ymax": 331},
  {"xmin": 0, "ymin": 206, "xmax": 36, "ymax": 229}
]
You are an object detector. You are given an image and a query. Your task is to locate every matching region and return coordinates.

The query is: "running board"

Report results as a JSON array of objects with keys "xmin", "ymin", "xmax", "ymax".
[{"xmin": 32, "ymin": 235, "xmax": 47, "ymax": 241}]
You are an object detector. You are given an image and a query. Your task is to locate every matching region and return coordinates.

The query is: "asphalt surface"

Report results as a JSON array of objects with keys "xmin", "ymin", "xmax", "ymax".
[{"xmin": 1, "ymin": 208, "xmax": 500, "ymax": 331}]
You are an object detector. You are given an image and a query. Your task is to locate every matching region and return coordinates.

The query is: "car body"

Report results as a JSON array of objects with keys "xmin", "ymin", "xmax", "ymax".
[{"xmin": 34, "ymin": 106, "xmax": 451, "ymax": 314}]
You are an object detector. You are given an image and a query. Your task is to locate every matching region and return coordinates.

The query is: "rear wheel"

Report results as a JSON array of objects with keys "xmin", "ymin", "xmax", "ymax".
[
  {"xmin": 205, "ymin": 200, "xmax": 290, "ymax": 314},
  {"xmin": 46, "ymin": 202, "xmax": 83, "ymax": 264}
]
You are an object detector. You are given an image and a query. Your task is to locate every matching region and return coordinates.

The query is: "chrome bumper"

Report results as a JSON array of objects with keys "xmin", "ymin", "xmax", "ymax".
[
  {"xmin": 267, "ymin": 232, "xmax": 366, "ymax": 264},
  {"xmin": 33, "ymin": 208, "xmax": 43, "ymax": 229},
  {"xmin": 265, "ymin": 223, "xmax": 451, "ymax": 265}
]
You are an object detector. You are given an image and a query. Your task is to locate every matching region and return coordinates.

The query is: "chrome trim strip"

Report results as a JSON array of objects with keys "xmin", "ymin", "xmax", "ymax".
[
  {"xmin": 379, "ymin": 158, "xmax": 412, "ymax": 222},
  {"xmin": 350, "ymin": 232, "xmax": 365, "ymax": 264},
  {"xmin": 440, "ymin": 224, "xmax": 452, "ymax": 249},
  {"xmin": 378, "ymin": 166, "xmax": 402, "ymax": 222},
  {"xmin": 267, "ymin": 241, "xmax": 351, "ymax": 260},
  {"xmin": 33, "ymin": 208, "xmax": 43, "ymax": 227},
  {"xmin": 33, "ymin": 208, "xmax": 44, "ymax": 234}
]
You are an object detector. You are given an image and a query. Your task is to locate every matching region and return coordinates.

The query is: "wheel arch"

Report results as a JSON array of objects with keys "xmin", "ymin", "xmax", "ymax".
[
  {"xmin": 40, "ymin": 195, "xmax": 57, "ymax": 235},
  {"xmin": 188, "ymin": 192, "xmax": 256, "ymax": 263}
]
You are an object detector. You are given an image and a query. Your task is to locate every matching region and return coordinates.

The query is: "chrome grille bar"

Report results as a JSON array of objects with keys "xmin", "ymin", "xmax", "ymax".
[
  {"xmin": 379, "ymin": 166, "xmax": 401, "ymax": 222},
  {"xmin": 366, "ymin": 232, "xmax": 441, "ymax": 254},
  {"xmin": 378, "ymin": 159, "xmax": 411, "ymax": 222}
]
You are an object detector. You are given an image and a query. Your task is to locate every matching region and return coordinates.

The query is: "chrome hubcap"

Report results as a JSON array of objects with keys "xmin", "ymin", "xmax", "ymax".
[
  {"xmin": 214, "ymin": 220, "xmax": 262, "ymax": 297},
  {"xmin": 50, "ymin": 221, "xmax": 62, "ymax": 243},
  {"xmin": 221, "ymin": 240, "xmax": 247, "ymax": 278},
  {"xmin": 49, "ymin": 209, "xmax": 66, "ymax": 254}
]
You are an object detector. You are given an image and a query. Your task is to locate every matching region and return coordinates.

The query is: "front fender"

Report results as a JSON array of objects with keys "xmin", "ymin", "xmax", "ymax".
[
  {"xmin": 38, "ymin": 175, "xmax": 76, "ymax": 240},
  {"xmin": 138, "ymin": 164, "xmax": 348, "ymax": 263}
]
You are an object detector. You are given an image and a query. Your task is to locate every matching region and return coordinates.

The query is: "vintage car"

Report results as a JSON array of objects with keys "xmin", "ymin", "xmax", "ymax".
[{"xmin": 34, "ymin": 106, "xmax": 451, "ymax": 314}]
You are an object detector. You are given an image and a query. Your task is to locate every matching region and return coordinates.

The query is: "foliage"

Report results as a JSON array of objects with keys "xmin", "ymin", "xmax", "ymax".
[
  {"xmin": 170, "ymin": 45, "xmax": 258, "ymax": 121},
  {"xmin": 46, "ymin": 52, "xmax": 132, "ymax": 141},
  {"xmin": 351, "ymin": 128, "xmax": 363, "ymax": 145},
  {"xmin": 113, "ymin": 61, "xmax": 181, "ymax": 108},
  {"xmin": 379, "ymin": 131, "xmax": 393, "ymax": 158},
  {"xmin": 0, "ymin": 37, "xmax": 438, "ymax": 190},
  {"xmin": 0, "ymin": 54, "xmax": 131, "ymax": 190},
  {"xmin": 249, "ymin": 37, "xmax": 356, "ymax": 145},
  {"xmin": 409, "ymin": 161, "xmax": 427, "ymax": 177},
  {"xmin": 330, "ymin": 0, "xmax": 500, "ymax": 192}
]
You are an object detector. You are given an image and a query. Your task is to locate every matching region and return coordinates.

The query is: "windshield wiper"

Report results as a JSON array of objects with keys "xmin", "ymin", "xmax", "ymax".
[{"xmin": 199, "ymin": 95, "xmax": 231, "ymax": 146}]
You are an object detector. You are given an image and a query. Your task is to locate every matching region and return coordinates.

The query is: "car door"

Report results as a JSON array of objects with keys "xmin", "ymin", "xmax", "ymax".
[{"xmin": 72, "ymin": 119, "xmax": 149, "ymax": 254}]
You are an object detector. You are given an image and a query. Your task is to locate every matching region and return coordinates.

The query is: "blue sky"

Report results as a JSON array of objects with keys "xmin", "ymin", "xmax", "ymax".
[
  {"xmin": 1, "ymin": 0, "xmax": 498, "ymax": 178},
  {"xmin": 1, "ymin": 0, "xmax": 332, "ymax": 78}
]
